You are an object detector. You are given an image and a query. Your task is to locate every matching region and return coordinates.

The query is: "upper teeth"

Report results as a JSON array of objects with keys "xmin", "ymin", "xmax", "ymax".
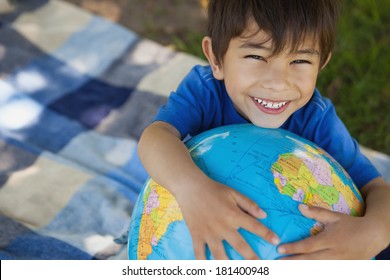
[{"xmin": 254, "ymin": 97, "xmax": 287, "ymax": 109}]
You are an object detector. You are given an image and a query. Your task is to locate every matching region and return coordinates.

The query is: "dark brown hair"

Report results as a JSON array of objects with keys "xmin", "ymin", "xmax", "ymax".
[{"xmin": 207, "ymin": 0, "xmax": 340, "ymax": 67}]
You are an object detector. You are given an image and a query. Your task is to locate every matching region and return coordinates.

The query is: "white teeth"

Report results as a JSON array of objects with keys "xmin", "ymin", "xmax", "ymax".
[{"xmin": 253, "ymin": 97, "xmax": 287, "ymax": 109}]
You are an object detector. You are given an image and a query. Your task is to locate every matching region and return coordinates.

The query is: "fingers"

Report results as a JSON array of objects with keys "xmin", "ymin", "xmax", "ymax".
[
  {"xmin": 299, "ymin": 204, "xmax": 340, "ymax": 224},
  {"xmin": 278, "ymin": 234, "xmax": 327, "ymax": 256},
  {"xmin": 277, "ymin": 205, "xmax": 334, "ymax": 257},
  {"xmin": 191, "ymin": 210, "xmax": 274, "ymax": 260},
  {"xmin": 192, "ymin": 202, "xmax": 352, "ymax": 259},
  {"xmin": 226, "ymin": 231, "xmax": 260, "ymax": 260},
  {"xmin": 241, "ymin": 214, "xmax": 280, "ymax": 246},
  {"xmin": 230, "ymin": 190, "xmax": 278, "ymax": 244},
  {"xmin": 193, "ymin": 232, "xmax": 260, "ymax": 260},
  {"xmin": 188, "ymin": 186, "xmax": 278, "ymax": 260},
  {"xmin": 235, "ymin": 191, "xmax": 267, "ymax": 219},
  {"xmin": 279, "ymin": 250, "xmax": 331, "ymax": 260},
  {"xmin": 207, "ymin": 240, "xmax": 230, "ymax": 260},
  {"xmin": 193, "ymin": 238, "xmax": 230, "ymax": 260},
  {"xmin": 193, "ymin": 239, "xmax": 207, "ymax": 260}
]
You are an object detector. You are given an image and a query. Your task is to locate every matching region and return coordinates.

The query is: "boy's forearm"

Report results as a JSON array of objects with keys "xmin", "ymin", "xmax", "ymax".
[
  {"xmin": 138, "ymin": 121, "xmax": 210, "ymax": 198},
  {"xmin": 360, "ymin": 177, "xmax": 390, "ymax": 251}
]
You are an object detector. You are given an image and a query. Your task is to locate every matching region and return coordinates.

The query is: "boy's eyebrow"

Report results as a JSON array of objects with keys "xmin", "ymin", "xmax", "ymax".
[
  {"xmin": 239, "ymin": 42, "xmax": 320, "ymax": 56},
  {"xmin": 294, "ymin": 48, "xmax": 320, "ymax": 56},
  {"xmin": 239, "ymin": 42, "xmax": 272, "ymax": 51}
]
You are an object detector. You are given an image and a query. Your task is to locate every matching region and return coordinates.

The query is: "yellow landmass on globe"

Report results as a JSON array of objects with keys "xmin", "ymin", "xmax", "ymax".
[
  {"xmin": 137, "ymin": 180, "xmax": 183, "ymax": 260},
  {"xmin": 272, "ymin": 149, "xmax": 363, "ymax": 218}
]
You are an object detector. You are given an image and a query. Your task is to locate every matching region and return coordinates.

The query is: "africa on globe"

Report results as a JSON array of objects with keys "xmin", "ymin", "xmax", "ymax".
[{"xmin": 128, "ymin": 124, "xmax": 364, "ymax": 260}]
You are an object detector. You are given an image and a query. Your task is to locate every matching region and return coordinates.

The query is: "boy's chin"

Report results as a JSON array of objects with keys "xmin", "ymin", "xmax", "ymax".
[{"xmin": 250, "ymin": 119, "xmax": 285, "ymax": 129}]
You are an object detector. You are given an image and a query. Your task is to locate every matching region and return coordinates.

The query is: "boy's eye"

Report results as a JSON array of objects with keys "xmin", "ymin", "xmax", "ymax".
[
  {"xmin": 245, "ymin": 55, "xmax": 266, "ymax": 61},
  {"xmin": 292, "ymin": 59, "xmax": 311, "ymax": 64}
]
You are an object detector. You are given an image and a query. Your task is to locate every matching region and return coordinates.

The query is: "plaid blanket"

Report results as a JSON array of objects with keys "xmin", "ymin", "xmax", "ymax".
[
  {"xmin": 0, "ymin": 0, "xmax": 389, "ymax": 260},
  {"xmin": 0, "ymin": 0, "xmax": 204, "ymax": 259}
]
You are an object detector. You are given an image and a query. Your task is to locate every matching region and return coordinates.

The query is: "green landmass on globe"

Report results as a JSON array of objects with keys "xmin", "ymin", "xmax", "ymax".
[{"xmin": 128, "ymin": 124, "xmax": 364, "ymax": 260}]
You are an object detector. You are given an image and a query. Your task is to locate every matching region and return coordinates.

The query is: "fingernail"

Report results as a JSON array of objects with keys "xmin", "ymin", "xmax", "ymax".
[
  {"xmin": 299, "ymin": 204, "xmax": 309, "ymax": 211},
  {"xmin": 258, "ymin": 209, "xmax": 267, "ymax": 218},
  {"xmin": 278, "ymin": 246, "xmax": 286, "ymax": 254},
  {"xmin": 272, "ymin": 236, "xmax": 280, "ymax": 245}
]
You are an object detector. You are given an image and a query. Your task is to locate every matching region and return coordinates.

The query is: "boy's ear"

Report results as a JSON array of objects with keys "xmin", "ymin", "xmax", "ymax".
[
  {"xmin": 202, "ymin": 36, "xmax": 224, "ymax": 80},
  {"xmin": 321, "ymin": 52, "xmax": 332, "ymax": 70}
]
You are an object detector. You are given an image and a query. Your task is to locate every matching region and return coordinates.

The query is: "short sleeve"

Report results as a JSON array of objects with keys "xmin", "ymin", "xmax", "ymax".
[{"xmin": 153, "ymin": 66, "xmax": 211, "ymax": 139}]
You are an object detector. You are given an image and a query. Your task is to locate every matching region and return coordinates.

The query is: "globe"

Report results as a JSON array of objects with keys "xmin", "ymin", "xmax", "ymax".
[{"xmin": 127, "ymin": 124, "xmax": 364, "ymax": 260}]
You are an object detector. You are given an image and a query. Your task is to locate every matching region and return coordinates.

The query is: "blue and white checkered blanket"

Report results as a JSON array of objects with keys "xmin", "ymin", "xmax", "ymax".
[{"xmin": 0, "ymin": 0, "xmax": 204, "ymax": 259}]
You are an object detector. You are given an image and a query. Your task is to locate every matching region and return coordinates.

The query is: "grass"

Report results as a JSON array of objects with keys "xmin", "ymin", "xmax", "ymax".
[
  {"xmin": 171, "ymin": 31, "xmax": 206, "ymax": 59},
  {"xmin": 172, "ymin": 0, "xmax": 390, "ymax": 154},
  {"xmin": 317, "ymin": 0, "xmax": 390, "ymax": 154}
]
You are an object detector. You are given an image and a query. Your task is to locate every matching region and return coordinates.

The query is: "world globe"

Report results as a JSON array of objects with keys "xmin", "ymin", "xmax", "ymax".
[{"xmin": 128, "ymin": 124, "xmax": 364, "ymax": 260}]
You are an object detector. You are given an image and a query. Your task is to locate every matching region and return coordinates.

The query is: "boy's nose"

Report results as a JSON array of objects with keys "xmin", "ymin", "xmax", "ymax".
[{"xmin": 261, "ymin": 66, "xmax": 290, "ymax": 92}]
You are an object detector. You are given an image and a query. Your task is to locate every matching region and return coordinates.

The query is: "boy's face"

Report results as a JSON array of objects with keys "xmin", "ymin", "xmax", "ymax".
[{"xmin": 204, "ymin": 23, "xmax": 329, "ymax": 128}]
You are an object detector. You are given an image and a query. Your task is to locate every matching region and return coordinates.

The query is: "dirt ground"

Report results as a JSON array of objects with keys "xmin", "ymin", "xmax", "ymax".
[{"xmin": 63, "ymin": 0, "xmax": 208, "ymax": 47}]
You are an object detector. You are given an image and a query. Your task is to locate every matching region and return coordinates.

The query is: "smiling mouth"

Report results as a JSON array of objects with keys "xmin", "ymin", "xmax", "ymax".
[{"xmin": 253, "ymin": 97, "xmax": 288, "ymax": 109}]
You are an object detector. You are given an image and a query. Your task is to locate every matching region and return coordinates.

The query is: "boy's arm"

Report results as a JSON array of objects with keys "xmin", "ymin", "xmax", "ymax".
[
  {"xmin": 138, "ymin": 121, "xmax": 280, "ymax": 259},
  {"xmin": 278, "ymin": 177, "xmax": 390, "ymax": 259}
]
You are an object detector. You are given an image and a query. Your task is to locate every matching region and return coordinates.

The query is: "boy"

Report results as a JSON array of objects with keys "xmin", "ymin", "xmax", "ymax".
[{"xmin": 138, "ymin": 0, "xmax": 390, "ymax": 259}]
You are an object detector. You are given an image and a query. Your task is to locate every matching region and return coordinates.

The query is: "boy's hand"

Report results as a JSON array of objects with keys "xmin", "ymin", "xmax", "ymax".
[
  {"xmin": 176, "ymin": 178, "xmax": 280, "ymax": 260},
  {"xmin": 278, "ymin": 205, "xmax": 383, "ymax": 259}
]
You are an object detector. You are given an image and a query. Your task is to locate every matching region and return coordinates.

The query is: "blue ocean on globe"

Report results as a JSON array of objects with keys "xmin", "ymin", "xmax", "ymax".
[{"xmin": 128, "ymin": 124, "xmax": 363, "ymax": 260}]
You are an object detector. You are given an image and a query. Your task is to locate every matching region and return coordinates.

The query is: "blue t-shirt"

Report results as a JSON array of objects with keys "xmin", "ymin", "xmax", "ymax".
[{"xmin": 154, "ymin": 65, "xmax": 380, "ymax": 188}]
